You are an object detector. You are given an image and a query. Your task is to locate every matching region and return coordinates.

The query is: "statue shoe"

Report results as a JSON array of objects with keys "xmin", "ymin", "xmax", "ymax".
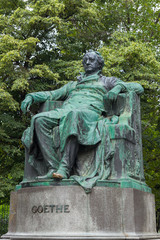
[
  {"xmin": 37, "ymin": 169, "xmax": 55, "ymax": 180},
  {"xmin": 52, "ymin": 171, "xmax": 68, "ymax": 179}
]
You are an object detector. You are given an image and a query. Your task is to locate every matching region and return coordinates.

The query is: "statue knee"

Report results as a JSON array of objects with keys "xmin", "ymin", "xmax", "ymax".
[{"xmin": 67, "ymin": 109, "xmax": 81, "ymax": 119}]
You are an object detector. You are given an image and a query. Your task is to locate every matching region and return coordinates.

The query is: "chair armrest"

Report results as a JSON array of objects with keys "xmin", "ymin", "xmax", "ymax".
[{"xmin": 39, "ymin": 100, "xmax": 63, "ymax": 112}]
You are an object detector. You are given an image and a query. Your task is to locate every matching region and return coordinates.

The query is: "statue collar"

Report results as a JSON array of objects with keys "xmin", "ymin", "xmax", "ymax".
[{"xmin": 77, "ymin": 71, "xmax": 101, "ymax": 84}]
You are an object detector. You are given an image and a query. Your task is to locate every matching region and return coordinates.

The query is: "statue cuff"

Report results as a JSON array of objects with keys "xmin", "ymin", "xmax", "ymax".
[
  {"xmin": 25, "ymin": 94, "xmax": 34, "ymax": 102},
  {"xmin": 25, "ymin": 92, "xmax": 51, "ymax": 103},
  {"xmin": 115, "ymin": 83, "xmax": 128, "ymax": 92}
]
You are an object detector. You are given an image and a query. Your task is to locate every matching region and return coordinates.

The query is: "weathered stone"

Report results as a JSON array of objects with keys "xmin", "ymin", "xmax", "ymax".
[{"xmin": 2, "ymin": 186, "xmax": 160, "ymax": 240}]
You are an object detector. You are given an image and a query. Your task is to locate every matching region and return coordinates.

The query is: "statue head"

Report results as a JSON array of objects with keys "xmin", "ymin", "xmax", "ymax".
[{"xmin": 82, "ymin": 50, "xmax": 104, "ymax": 75}]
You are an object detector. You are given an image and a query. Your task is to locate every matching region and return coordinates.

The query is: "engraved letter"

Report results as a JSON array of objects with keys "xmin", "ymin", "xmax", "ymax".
[
  {"xmin": 37, "ymin": 205, "xmax": 43, "ymax": 213},
  {"xmin": 50, "ymin": 205, "xmax": 55, "ymax": 213},
  {"xmin": 32, "ymin": 206, "xmax": 38, "ymax": 213},
  {"xmin": 56, "ymin": 205, "xmax": 63, "ymax": 213},
  {"xmin": 64, "ymin": 205, "xmax": 70, "ymax": 213},
  {"xmin": 44, "ymin": 205, "xmax": 49, "ymax": 213}
]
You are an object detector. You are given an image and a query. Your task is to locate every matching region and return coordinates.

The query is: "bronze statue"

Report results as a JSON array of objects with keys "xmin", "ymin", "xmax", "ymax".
[{"xmin": 21, "ymin": 50, "xmax": 144, "ymax": 192}]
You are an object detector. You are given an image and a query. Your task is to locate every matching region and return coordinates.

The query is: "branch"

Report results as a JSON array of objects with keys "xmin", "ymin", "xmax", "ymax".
[
  {"xmin": 87, "ymin": 0, "xmax": 96, "ymax": 2},
  {"xmin": 125, "ymin": 0, "xmax": 131, "ymax": 31},
  {"xmin": 150, "ymin": 12, "xmax": 160, "ymax": 38},
  {"xmin": 155, "ymin": 12, "xmax": 160, "ymax": 24}
]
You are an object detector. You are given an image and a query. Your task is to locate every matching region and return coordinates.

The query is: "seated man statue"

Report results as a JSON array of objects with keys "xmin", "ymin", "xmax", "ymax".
[{"xmin": 21, "ymin": 50, "xmax": 144, "ymax": 192}]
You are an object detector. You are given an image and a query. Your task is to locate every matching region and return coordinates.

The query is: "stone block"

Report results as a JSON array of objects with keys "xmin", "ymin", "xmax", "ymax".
[{"xmin": 2, "ymin": 186, "xmax": 160, "ymax": 240}]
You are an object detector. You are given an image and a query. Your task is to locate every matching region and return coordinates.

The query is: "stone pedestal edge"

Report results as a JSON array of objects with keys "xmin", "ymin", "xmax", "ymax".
[
  {"xmin": 1, "ymin": 233, "xmax": 160, "ymax": 240},
  {"xmin": 16, "ymin": 178, "xmax": 151, "ymax": 193}
]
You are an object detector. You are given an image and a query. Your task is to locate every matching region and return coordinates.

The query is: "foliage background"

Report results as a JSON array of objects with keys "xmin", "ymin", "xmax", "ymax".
[{"xmin": 0, "ymin": 0, "xmax": 160, "ymax": 213}]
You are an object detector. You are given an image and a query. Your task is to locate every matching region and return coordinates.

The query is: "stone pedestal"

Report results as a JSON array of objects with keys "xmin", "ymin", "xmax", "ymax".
[{"xmin": 2, "ymin": 186, "xmax": 160, "ymax": 240}]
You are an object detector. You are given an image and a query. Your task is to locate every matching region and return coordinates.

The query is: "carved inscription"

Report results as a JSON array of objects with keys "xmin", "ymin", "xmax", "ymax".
[{"xmin": 32, "ymin": 205, "xmax": 70, "ymax": 214}]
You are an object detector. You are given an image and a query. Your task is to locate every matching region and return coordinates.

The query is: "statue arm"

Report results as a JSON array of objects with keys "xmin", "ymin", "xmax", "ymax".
[
  {"xmin": 49, "ymin": 81, "xmax": 76, "ymax": 101},
  {"xmin": 114, "ymin": 79, "xmax": 144, "ymax": 95},
  {"xmin": 21, "ymin": 81, "xmax": 76, "ymax": 114},
  {"xmin": 123, "ymin": 82, "xmax": 144, "ymax": 95},
  {"xmin": 21, "ymin": 91, "xmax": 55, "ymax": 114},
  {"xmin": 104, "ymin": 77, "xmax": 144, "ymax": 101},
  {"xmin": 27, "ymin": 81, "xmax": 75, "ymax": 103},
  {"xmin": 104, "ymin": 77, "xmax": 127, "ymax": 101}
]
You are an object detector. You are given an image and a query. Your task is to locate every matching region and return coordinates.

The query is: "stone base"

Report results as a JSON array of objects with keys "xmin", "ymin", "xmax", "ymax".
[
  {"xmin": 1, "ymin": 235, "xmax": 160, "ymax": 240},
  {"xmin": 2, "ymin": 186, "xmax": 160, "ymax": 240}
]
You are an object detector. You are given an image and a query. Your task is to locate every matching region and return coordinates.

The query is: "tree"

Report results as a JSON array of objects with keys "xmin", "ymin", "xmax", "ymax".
[
  {"xmin": 99, "ymin": 32, "xmax": 160, "ymax": 209},
  {"xmin": 0, "ymin": 0, "xmax": 160, "ymax": 206},
  {"xmin": 0, "ymin": 0, "xmax": 101, "ymax": 202}
]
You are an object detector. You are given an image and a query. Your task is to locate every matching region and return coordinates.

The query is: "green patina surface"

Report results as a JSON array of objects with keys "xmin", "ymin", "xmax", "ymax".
[
  {"xmin": 20, "ymin": 51, "xmax": 146, "ymax": 193},
  {"xmin": 16, "ymin": 178, "xmax": 151, "ymax": 193}
]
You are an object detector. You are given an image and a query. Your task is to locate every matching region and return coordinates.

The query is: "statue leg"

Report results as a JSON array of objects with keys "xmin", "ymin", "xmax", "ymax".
[
  {"xmin": 53, "ymin": 136, "xmax": 79, "ymax": 179},
  {"xmin": 34, "ymin": 116, "xmax": 60, "ymax": 179}
]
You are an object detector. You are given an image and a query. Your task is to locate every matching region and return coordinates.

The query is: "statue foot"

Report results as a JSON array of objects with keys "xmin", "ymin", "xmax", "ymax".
[
  {"xmin": 52, "ymin": 172, "xmax": 64, "ymax": 179},
  {"xmin": 37, "ymin": 169, "xmax": 55, "ymax": 180},
  {"xmin": 52, "ymin": 171, "xmax": 68, "ymax": 179}
]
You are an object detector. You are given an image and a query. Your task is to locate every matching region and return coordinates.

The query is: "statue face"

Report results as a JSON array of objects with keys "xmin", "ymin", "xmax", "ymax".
[{"xmin": 83, "ymin": 52, "xmax": 100, "ymax": 75}]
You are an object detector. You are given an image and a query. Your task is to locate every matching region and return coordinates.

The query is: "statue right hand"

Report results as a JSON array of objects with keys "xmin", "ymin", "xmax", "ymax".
[{"xmin": 21, "ymin": 95, "xmax": 33, "ymax": 114}]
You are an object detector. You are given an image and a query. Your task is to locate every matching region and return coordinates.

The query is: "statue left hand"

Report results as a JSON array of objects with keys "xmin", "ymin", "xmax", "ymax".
[
  {"xmin": 21, "ymin": 95, "xmax": 33, "ymax": 114},
  {"xmin": 105, "ymin": 85, "xmax": 123, "ymax": 101},
  {"xmin": 106, "ymin": 90, "xmax": 118, "ymax": 101}
]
